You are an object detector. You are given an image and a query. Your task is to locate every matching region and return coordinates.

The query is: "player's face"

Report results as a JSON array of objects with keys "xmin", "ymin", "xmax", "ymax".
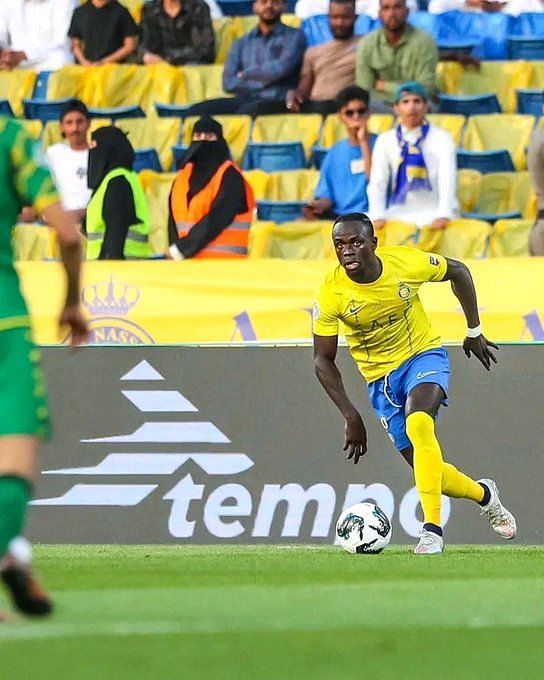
[
  {"xmin": 253, "ymin": 0, "xmax": 285, "ymax": 25},
  {"xmin": 329, "ymin": 2, "xmax": 356, "ymax": 40},
  {"xmin": 333, "ymin": 223, "xmax": 377, "ymax": 275},
  {"xmin": 379, "ymin": 0, "xmax": 408, "ymax": 31},
  {"xmin": 394, "ymin": 93, "xmax": 428, "ymax": 128},
  {"xmin": 60, "ymin": 112, "xmax": 90, "ymax": 148}
]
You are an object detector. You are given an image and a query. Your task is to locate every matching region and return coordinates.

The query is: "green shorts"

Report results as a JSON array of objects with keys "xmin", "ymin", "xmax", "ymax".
[{"xmin": 0, "ymin": 326, "xmax": 50, "ymax": 440}]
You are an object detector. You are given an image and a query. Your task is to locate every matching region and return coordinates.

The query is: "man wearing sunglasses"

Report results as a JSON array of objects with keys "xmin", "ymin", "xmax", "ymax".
[{"xmin": 304, "ymin": 86, "xmax": 373, "ymax": 221}]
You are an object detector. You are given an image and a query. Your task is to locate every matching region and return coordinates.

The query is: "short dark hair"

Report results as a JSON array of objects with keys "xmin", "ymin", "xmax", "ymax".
[
  {"xmin": 336, "ymin": 86, "xmax": 370, "ymax": 111},
  {"xmin": 329, "ymin": 0, "xmax": 356, "ymax": 7},
  {"xmin": 333, "ymin": 212, "xmax": 375, "ymax": 237},
  {"xmin": 59, "ymin": 99, "xmax": 90, "ymax": 123}
]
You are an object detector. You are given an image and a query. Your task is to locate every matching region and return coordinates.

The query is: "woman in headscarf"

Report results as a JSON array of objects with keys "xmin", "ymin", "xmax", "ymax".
[
  {"xmin": 167, "ymin": 116, "xmax": 255, "ymax": 259},
  {"xmin": 85, "ymin": 126, "xmax": 151, "ymax": 260}
]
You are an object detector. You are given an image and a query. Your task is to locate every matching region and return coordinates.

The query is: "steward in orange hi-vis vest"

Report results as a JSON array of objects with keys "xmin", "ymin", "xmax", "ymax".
[{"xmin": 168, "ymin": 117, "xmax": 255, "ymax": 260}]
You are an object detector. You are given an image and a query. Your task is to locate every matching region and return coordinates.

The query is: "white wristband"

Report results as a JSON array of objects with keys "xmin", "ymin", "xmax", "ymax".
[
  {"xmin": 466, "ymin": 324, "xmax": 482, "ymax": 338},
  {"xmin": 168, "ymin": 244, "xmax": 185, "ymax": 261}
]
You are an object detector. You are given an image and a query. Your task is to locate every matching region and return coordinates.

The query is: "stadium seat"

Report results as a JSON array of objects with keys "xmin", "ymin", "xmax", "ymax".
[
  {"xmin": 512, "ymin": 171, "xmax": 537, "ymax": 220},
  {"xmin": 116, "ymin": 118, "xmax": 182, "ymax": 173},
  {"xmin": 378, "ymin": 221, "xmax": 417, "ymax": 248},
  {"xmin": 23, "ymin": 98, "xmax": 73, "ymax": 123},
  {"xmin": 181, "ymin": 115, "xmax": 251, "ymax": 165},
  {"xmin": 507, "ymin": 37, "xmax": 544, "ymax": 60},
  {"xmin": 217, "ymin": 0, "xmax": 254, "ymax": 16},
  {"xmin": 133, "ymin": 149, "xmax": 163, "ymax": 173},
  {"xmin": 301, "ymin": 15, "xmax": 333, "ymax": 47},
  {"xmin": 138, "ymin": 170, "xmax": 176, "ymax": 255},
  {"xmin": 155, "ymin": 103, "xmax": 190, "ymax": 118},
  {"xmin": 267, "ymin": 169, "xmax": 319, "ymax": 201},
  {"xmin": 434, "ymin": 10, "xmax": 511, "ymax": 60},
  {"xmin": 18, "ymin": 120, "xmax": 43, "ymax": 141},
  {"xmin": 438, "ymin": 94, "xmax": 501, "ymax": 116},
  {"xmin": 213, "ymin": 17, "xmax": 238, "ymax": 64},
  {"xmin": 244, "ymin": 142, "xmax": 307, "ymax": 171},
  {"xmin": 88, "ymin": 105, "xmax": 145, "ymax": 120},
  {"xmin": 183, "ymin": 64, "xmax": 229, "ymax": 102},
  {"xmin": 354, "ymin": 13, "xmax": 375, "ymax": 36},
  {"xmin": 456, "ymin": 169, "xmax": 482, "ymax": 214},
  {"xmin": 488, "ymin": 219, "xmax": 532, "ymax": 257},
  {"xmin": 243, "ymin": 169, "xmax": 270, "ymax": 200},
  {"xmin": 426, "ymin": 114, "xmax": 465, "ymax": 146},
  {"xmin": 311, "ymin": 146, "xmax": 328, "ymax": 170},
  {"xmin": 463, "ymin": 113, "xmax": 535, "ymax": 170},
  {"xmin": 257, "ymin": 200, "xmax": 306, "ymax": 223},
  {"xmin": 249, "ymin": 221, "xmax": 334, "ymax": 259},
  {"xmin": 171, "ymin": 144, "xmax": 188, "ymax": 170},
  {"xmin": 118, "ymin": 0, "xmax": 143, "ymax": 22},
  {"xmin": 407, "ymin": 11, "xmax": 437, "ymax": 37},
  {"xmin": 32, "ymin": 71, "xmax": 53, "ymax": 99},
  {"xmin": 0, "ymin": 100, "xmax": 14, "ymax": 117},
  {"xmin": 457, "ymin": 150, "xmax": 515, "ymax": 174},
  {"xmin": 511, "ymin": 11, "xmax": 544, "ymax": 37},
  {"xmin": 0, "ymin": 70, "xmax": 36, "ymax": 117},
  {"xmin": 252, "ymin": 114, "xmax": 323, "ymax": 157},
  {"xmin": 429, "ymin": 219, "xmax": 492, "ymax": 259},
  {"xmin": 516, "ymin": 90, "xmax": 544, "ymax": 117}
]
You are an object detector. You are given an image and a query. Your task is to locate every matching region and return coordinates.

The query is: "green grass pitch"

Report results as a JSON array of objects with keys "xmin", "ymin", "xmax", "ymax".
[{"xmin": 0, "ymin": 545, "xmax": 543, "ymax": 679}]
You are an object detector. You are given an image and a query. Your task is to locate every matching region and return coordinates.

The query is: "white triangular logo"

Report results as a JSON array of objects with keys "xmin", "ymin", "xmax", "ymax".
[{"xmin": 121, "ymin": 360, "xmax": 164, "ymax": 381}]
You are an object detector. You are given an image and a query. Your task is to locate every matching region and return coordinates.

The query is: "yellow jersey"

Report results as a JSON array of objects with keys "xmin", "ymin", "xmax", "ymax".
[{"xmin": 313, "ymin": 246, "xmax": 448, "ymax": 382}]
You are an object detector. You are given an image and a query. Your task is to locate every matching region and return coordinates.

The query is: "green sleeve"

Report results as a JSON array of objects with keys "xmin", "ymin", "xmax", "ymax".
[
  {"xmin": 412, "ymin": 36, "xmax": 439, "ymax": 98},
  {"xmin": 355, "ymin": 38, "xmax": 375, "ymax": 94}
]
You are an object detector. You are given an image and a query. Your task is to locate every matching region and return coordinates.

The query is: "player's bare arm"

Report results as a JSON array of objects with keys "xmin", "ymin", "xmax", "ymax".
[
  {"xmin": 313, "ymin": 333, "xmax": 367, "ymax": 464},
  {"xmin": 442, "ymin": 257, "xmax": 498, "ymax": 371},
  {"xmin": 42, "ymin": 201, "xmax": 89, "ymax": 346}
]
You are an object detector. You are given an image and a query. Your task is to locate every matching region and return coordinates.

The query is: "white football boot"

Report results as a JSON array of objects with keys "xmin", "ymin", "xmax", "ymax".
[
  {"xmin": 478, "ymin": 479, "xmax": 517, "ymax": 539},
  {"xmin": 414, "ymin": 528, "xmax": 444, "ymax": 555}
]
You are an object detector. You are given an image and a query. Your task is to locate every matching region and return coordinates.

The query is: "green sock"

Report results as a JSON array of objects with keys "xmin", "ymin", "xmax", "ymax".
[{"xmin": 0, "ymin": 476, "xmax": 31, "ymax": 558}]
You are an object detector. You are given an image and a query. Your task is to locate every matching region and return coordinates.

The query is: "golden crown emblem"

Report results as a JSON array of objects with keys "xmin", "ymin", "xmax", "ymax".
[{"xmin": 82, "ymin": 277, "xmax": 140, "ymax": 316}]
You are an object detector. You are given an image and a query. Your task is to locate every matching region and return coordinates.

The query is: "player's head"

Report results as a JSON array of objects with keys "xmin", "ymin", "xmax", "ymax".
[
  {"xmin": 59, "ymin": 99, "xmax": 90, "ymax": 149},
  {"xmin": 329, "ymin": 0, "xmax": 356, "ymax": 40},
  {"xmin": 394, "ymin": 82, "xmax": 428, "ymax": 128},
  {"xmin": 379, "ymin": 0, "xmax": 408, "ymax": 32},
  {"xmin": 332, "ymin": 213, "xmax": 378, "ymax": 276}
]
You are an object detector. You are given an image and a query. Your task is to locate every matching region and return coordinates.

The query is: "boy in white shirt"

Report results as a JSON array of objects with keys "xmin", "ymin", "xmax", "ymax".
[{"xmin": 367, "ymin": 82, "xmax": 457, "ymax": 230}]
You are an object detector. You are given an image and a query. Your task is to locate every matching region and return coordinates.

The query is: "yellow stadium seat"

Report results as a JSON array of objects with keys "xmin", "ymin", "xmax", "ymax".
[
  {"xmin": 0, "ymin": 70, "xmax": 36, "ymax": 117},
  {"xmin": 488, "ymin": 219, "xmax": 532, "ymax": 257},
  {"xmin": 214, "ymin": 18, "xmax": 239, "ymax": 64},
  {"xmin": 181, "ymin": 115, "xmax": 251, "ymax": 165},
  {"xmin": 252, "ymin": 114, "xmax": 322, "ymax": 156},
  {"xmin": 437, "ymin": 61, "xmax": 534, "ymax": 113},
  {"xmin": 249, "ymin": 220, "xmax": 334, "ymax": 259},
  {"xmin": 18, "ymin": 120, "xmax": 43, "ymax": 141},
  {"xmin": 13, "ymin": 224, "xmax": 56, "ymax": 261},
  {"xmin": 474, "ymin": 172, "xmax": 518, "ymax": 216},
  {"xmin": 321, "ymin": 114, "xmax": 394, "ymax": 147},
  {"xmin": 183, "ymin": 64, "xmax": 228, "ymax": 102},
  {"xmin": 426, "ymin": 114, "xmax": 465, "ymax": 146},
  {"xmin": 139, "ymin": 170, "xmax": 176, "ymax": 255},
  {"xmin": 456, "ymin": 168, "xmax": 481, "ymax": 213},
  {"xmin": 243, "ymin": 170, "xmax": 270, "ymax": 200},
  {"xmin": 377, "ymin": 221, "xmax": 417, "ymax": 248},
  {"xmin": 115, "ymin": 118, "xmax": 181, "ymax": 172},
  {"xmin": 462, "ymin": 114, "xmax": 535, "ymax": 171},
  {"xmin": 419, "ymin": 219, "xmax": 491, "ymax": 259},
  {"xmin": 513, "ymin": 171, "xmax": 537, "ymax": 221},
  {"xmin": 117, "ymin": 0, "xmax": 144, "ymax": 22},
  {"xmin": 149, "ymin": 63, "xmax": 187, "ymax": 107},
  {"xmin": 42, "ymin": 119, "xmax": 111, "ymax": 149},
  {"xmin": 266, "ymin": 170, "xmax": 319, "ymax": 201},
  {"xmin": 47, "ymin": 65, "xmax": 88, "ymax": 103}
]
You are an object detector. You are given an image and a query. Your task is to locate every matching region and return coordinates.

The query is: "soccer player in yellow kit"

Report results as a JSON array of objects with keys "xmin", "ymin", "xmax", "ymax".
[{"xmin": 313, "ymin": 213, "xmax": 516, "ymax": 553}]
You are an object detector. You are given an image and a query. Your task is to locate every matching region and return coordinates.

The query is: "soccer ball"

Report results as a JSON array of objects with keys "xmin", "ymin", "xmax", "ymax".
[{"xmin": 336, "ymin": 502, "xmax": 392, "ymax": 554}]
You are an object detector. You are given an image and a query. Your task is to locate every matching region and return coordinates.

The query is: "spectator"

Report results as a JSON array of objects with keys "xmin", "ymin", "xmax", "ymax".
[
  {"xmin": 428, "ymin": 0, "xmax": 543, "ymax": 15},
  {"xmin": 69, "ymin": 0, "xmax": 138, "ymax": 66},
  {"xmin": 0, "ymin": 0, "xmax": 75, "ymax": 72},
  {"xmin": 45, "ymin": 100, "xmax": 92, "ymax": 222},
  {"xmin": 186, "ymin": 0, "xmax": 306, "ymax": 116},
  {"xmin": 167, "ymin": 117, "xmax": 256, "ymax": 259},
  {"xmin": 356, "ymin": 0, "xmax": 438, "ymax": 112},
  {"xmin": 527, "ymin": 123, "xmax": 544, "ymax": 256},
  {"xmin": 286, "ymin": 0, "xmax": 359, "ymax": 115},
  {"xmin": 367, "ymin": 82, "xmax": 457, "ymax": 230},
  {"xmin": 85, "ymin": 126, "xmax": 151, "ymax": 260},
  {"xmin": 303, "ymin": 86, "xmax": 372, "ymax": 220},
  {"xmin": 295, "ymin": 0, "xmax": 417, "ymax": 20},
  {"xmin": 140, "ymin": 0, "xmax": 215, "ymax": 65}
]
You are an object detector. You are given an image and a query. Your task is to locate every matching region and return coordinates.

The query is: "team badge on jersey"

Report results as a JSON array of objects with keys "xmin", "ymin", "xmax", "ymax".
[{"xmin": 398, "ymin": 283, "xmax": 411, "ymax": 300}]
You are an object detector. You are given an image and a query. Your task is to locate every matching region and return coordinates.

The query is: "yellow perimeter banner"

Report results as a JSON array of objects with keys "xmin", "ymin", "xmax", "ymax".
[{"xmin": 17, "ymin": 258, "xmax": 544, "ymax": 345}]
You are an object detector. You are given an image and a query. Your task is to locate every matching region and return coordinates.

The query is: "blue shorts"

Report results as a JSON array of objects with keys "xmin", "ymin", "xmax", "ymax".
[{"xmin": 367, "ymin": 348, "xmax": 450, "ymax": 452}]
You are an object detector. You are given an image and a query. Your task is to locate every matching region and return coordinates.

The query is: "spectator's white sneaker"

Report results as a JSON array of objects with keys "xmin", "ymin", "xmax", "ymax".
[
  {"xmin": 414, "ymin": 529, "xmax": 444, "ymax": 555},
  {"xmin": 478, "ymin": 479, "xmax": 517, "ymax": 539}
]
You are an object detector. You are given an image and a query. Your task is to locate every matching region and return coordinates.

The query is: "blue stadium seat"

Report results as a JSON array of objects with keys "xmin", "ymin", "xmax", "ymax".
[
  {"xmin": 217, "ymin": 0, "xmax": 253, "ymax": 15},
  {"xmin": 32, "ymin": 71, "xmax": 53, "ymax": 99},
  {"xmin": 461, "ymin": 210, "xmax": 522, "ymax": 224},
  {"xmin": 507, "ymin": 37, "xmax": 544, "ymax": 60},
  {"xmin": 354, "ymin": 14, "xmax": 376, "ymax": 36},
  {"xmin": 155, "ymin": 103, "xmax": 190, "ymax": 118},
  {"xmin": 457, "ymin": 150, "xmax": 515, "ymax": 174},
  {"xmin": 435, "ymin": 10, "xmax": 512, "ymax": 59},
  {"xmin": 510, "ymin": 11, "xmax": 544, "ymax": 37},
  {"xmin": 302, "ymin": 15, "xmax": 332, "ymax": 47},
  {"xmin": 88, "ymin": 105, "xmax": 145, "ymax": 120},
  {"xmin": 516, "ymin": 89, "xmax": 544, "ymax": 117},
  {"xmin": 438, "ymin": 94, "xmax": 501, "ymax": 116},
  {"xmin": 23, "ymin": 98, "xmax": 72, "ymax": 123},
  {"xmin": 311, "ymin": 146, "xmax": 328, "ymax": 170},
  {"xmin": 0, "ymin": 100, "xmax": 14, "ymax": 117},
  {"xmin": 257, "ymin": 200, "xmax": 306, "ymax": 223},
  {"xmin": 172, "ymin": 144, "xmax": 188, "ymax": 170},
  {"xmin": 133, "ymin": 149, "xmax": 163, "ymax": 173},
  {"xmin": 408, "ymin": 11, "xmax": 437, "ymax": 37},
  {"xmin": 244, "ymin": 142, "xmax": 306, "ymax": 172}
]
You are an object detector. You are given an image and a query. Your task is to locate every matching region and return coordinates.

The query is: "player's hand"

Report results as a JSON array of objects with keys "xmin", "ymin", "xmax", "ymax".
[
  {"xmin": 343, "ymin": 414, "xmax": 367, "ymax": 464},
  {"xmin": 60, "ymin": 304, "xmax": 89, "ymax": 346},
  {"xmin": 463, "ymin": 335, "xmax": 499, "ymax": 371}
]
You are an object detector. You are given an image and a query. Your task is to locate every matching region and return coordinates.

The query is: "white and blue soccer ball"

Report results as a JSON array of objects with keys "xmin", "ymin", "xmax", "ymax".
[{"xmin": 336, "ymin": 502, "xmax": 392, "ymax": 554}]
